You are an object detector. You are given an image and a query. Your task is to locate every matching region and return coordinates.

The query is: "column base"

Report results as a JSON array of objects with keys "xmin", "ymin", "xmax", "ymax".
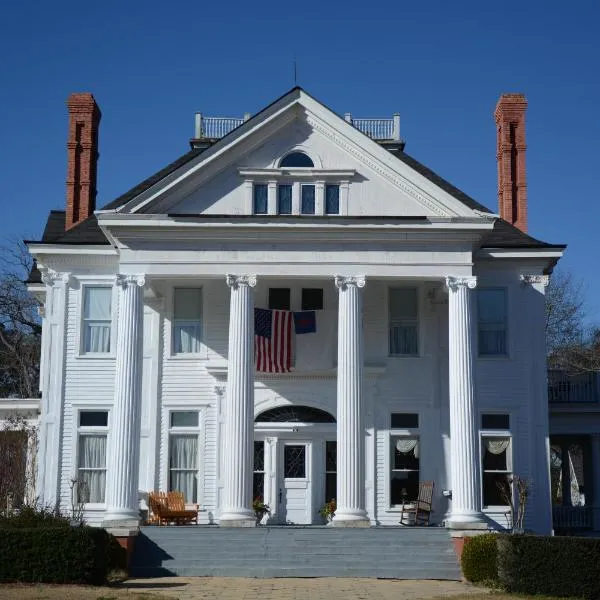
[
  {"xmin": 102, "ymin": 512, "xmax": 141, "ymax": 527},
  {"xmin": 332, "ymin": 510, "xmax": 370, "ymax": 527},
  {"xmin": 446, "ymin": 512, "xmax": 487, "ymax": 530},
  {"xmin": 219, "ymin": 509, "xmax": 256, "ymax": 527}
]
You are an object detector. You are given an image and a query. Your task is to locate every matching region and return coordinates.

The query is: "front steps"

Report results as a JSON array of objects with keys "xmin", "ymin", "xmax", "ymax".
[{"xmin": 130, "ymin": 526, "xmax": 461, "ymax": 579}]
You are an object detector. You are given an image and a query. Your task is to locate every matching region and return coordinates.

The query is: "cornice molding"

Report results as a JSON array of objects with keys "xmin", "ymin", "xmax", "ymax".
[{"xmin": 305, "ymin": 114, "xmax": 450, "ymax": 217}]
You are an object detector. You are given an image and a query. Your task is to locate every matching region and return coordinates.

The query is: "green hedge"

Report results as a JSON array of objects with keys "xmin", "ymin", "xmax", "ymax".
[
  {"xmin": 497, "ymin": 534, "xmax": 600, "ymax": 600},
  {"xmin": 0, "ymin": 526, "xmax": 115, "ymax": 584},
  {"xmin": 461, "ymin": 533, "xmax": 499, "ymax": 584}
]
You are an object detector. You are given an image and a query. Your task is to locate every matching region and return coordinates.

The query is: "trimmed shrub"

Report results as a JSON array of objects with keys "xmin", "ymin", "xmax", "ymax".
[
  {"xmin": 0, "ymin": 526, "xmax": 114, "ymax": 584},
  {"xmin": 497, "ymin": 534, "xmax": 600, "ymax": 600},
  {"xmin": 461, "ymin": 533, "xmax": 499, "ymax": 584},
  {"xmin": 0, "ymin": 505, "xmax": 71, "ymax": 529}
]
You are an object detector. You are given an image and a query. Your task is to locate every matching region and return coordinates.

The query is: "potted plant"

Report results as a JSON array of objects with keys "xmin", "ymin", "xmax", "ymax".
[
  {"xmin": 253, "ymin": 496, "xmax": 270, "ymax": 525},
  {"xmin": 319, "ymin": 498, "xmax": 336, "ymax": 523}
]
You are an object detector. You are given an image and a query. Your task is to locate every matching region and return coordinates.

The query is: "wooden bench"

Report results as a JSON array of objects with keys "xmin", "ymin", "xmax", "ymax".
[
  {"xmin": 400, "ymin": 481, "xmax": 434, "ymax": 526},
  {"xmin": 148, "ymin": 491, "xmax": 199, "ymax": 525}
]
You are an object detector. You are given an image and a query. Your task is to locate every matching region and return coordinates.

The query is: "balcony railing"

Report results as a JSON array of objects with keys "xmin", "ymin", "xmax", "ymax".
[
  {"xmin": 193, "ymin": 112, "xmax": 401, "ymax": 141},
  {"xmin": 552, "ymin": 505, "xmax": 599, "ymax": 534},
  {"xmin": 548, "ymin": 370, "xmax": 600, "ymax": 403}
]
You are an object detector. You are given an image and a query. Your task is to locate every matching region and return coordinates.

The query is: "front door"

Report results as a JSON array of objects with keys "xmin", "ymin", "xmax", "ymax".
[{"xmin": 278, "ymin": 442, "xmax": 311, "ymax": 524}]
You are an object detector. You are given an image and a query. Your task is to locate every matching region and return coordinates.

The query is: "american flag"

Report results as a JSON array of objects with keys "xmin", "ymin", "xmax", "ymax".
[{"xmin": 254, "ymin": 308, "xmax": 292, "ymax": 373}]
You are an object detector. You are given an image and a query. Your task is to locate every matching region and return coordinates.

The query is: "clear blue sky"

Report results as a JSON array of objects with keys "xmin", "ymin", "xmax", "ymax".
[{"xmin": 1, "ymin": 1, "xmax": 598, "ymax": 321}]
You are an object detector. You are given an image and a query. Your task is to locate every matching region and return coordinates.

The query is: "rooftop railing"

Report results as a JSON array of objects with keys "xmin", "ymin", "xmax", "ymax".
[
  {"xmin": 548, "ymin": 370, "xmax": 600, "ymax": 403},
  {"xmin": 193, "ymin": 112, "xmax": 401, "ymax": 141}
]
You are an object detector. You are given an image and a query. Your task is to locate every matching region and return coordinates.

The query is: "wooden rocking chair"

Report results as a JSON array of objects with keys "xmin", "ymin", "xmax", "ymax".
[
  {"xmin": 148, "ymin": 491, "xmax": 199, "ymax": 525},
  {"xmin": 400, "ymin": 481, "xmax": 434, "ymax": 526}
]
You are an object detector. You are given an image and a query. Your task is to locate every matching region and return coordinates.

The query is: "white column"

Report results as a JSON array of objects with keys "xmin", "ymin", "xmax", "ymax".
[
  {"xmin": 333, "ymin": 275, "xmax": 369, "ymax": 526},
  {"xmin": 104, "ymin": 274, "xmax": 145, "ymax": 524},
  {"xmin": 592, "ymin": 434, "xmax": 600, "ymax": 532},
  {"xmin": 220, "ymin": 274, "xmax": 257, "ymax": 526},
  {"xmin": 446, "ymin": 276, "xmax": 485, "ymax": 528}
]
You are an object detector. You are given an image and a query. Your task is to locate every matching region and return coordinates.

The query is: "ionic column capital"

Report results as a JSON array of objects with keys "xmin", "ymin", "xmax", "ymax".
[
  {"xmin": 520, "ymin": 274, "xmax": 549, "ymax": 287},
  {"xmin": 226, "ymin": 274, "xmax": 257, "ymax": 289},
  {"xmin": 445, "ymin": 276, "xmax": 477, "ymax": 291},
  {"xmin": 115, "ymin": 274, "xmax": 145, "ymax": 288},
  {"xmin": 40, "ymin": 268, "xmax": 71, "ymax": 286},
  {"xmin": 334, "ymin": 275, "xmax": 366, "ymax": 290}
]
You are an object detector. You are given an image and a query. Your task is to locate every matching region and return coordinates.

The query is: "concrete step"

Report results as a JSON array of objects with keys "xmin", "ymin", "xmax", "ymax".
[{"xmin": 131, "ymin": 526, "xmax": 461, "ymax": 580}]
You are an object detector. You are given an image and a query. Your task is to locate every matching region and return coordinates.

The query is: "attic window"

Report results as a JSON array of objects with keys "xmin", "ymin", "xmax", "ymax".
[{"xmin": 279, "ymin": 152, "xmax": 314, "ymax": 168}]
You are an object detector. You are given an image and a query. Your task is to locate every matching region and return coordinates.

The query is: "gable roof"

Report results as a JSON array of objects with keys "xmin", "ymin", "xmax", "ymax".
[{"xmin": 27, "ymin": 86, "xmax": 563, "ymax": 251}]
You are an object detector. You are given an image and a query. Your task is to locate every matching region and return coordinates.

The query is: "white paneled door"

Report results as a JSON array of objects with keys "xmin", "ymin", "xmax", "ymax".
[{"xmin": 278, "ymin": 442, "xmax": 312, "ymax": 524}]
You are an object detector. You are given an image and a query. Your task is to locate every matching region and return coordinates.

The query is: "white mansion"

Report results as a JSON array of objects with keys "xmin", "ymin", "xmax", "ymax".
[{"xmin": 27, "ymin": 88, "xmax": 564, "ymax": 533}]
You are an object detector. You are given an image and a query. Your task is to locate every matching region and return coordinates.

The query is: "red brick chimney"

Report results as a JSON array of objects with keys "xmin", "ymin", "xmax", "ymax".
[
  {"xmin": 495, "ymin": 94, "xmax": 528, "ymax": 232},
  {"xmin": 66, "ymin": 93, "xmax": 101, "ymax": 230}
]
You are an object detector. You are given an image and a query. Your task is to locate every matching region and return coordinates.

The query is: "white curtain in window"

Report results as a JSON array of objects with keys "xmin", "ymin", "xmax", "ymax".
[
  {"xmin": 479, "ymin": 329, "xmax": 506, "ymax": 355},
  {"xmin": 84, "ymin": 287, "xmax": 112, "ymax": 319},
  {"xmin": 396, "ymin": 438, "xmax": 419, "ymax": 458},
  {"xmin": 169, "ymin": 435, "xmax": 198, "ymax": 503},
  {"xmin": 78, "ymin": 434, "xmax": 106, "ymax": 503},
  {"xmin": 390, "ymin": 326, "xmax": 418, "ymax": 355},
  {"xmin": 85, "ymin": 323, "xmax": 111, "ymax": 353},
  {"xmin": 173, "ymin": 323, "xmax": 202, "ymax": 353},
  {"xmin": 485, "ymin": 438, "xmax": 510, "ymax": 455}
]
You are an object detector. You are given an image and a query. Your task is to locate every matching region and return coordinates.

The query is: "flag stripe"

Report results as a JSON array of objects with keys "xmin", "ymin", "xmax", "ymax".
[{"xmin": 254, "ymin": 309, "xmax": 292, "ymax": 373}]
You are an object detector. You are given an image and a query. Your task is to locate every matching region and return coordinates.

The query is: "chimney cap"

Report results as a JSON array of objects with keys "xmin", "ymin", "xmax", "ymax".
[
  {"xmin": 495, "ymin": 93, "xmax": 527, "ymax": 121},
  {"xmin": 67, "ymin": 92, "xmax": 101, "ymax": 117}
]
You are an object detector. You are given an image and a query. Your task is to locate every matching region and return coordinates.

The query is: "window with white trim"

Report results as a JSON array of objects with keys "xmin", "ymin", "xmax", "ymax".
[
  {"xmin": 390, "ymin": 413, "xmax": 420, "ymax": 505},
  {"xmin": 76, "ymin": 411, "xmax": 108, "ymax": 503},
  {"xmin": 389, "ymin": 288, "xmax": 419, "ymax": 356},
  {"xmin": 173, "ymin": 288, "xmax": 203, "ymax": 354},
  {"xmin": 253, "ymin": 441, "xmax": 265, "ymax": 501},
  {"xmin": 325, "ymin": 184, "xmax": 340, "ymax": 214},
  {"xmin": 82, "ymin": 287, "xmax": 112, "ymax": 353},
  {"xmin": 481, "ymin": 413, "xmax": 512, "ymax": 507},
  {"xmin": 253, "ymin": 183, "xmax": 268, "ymax": 214},
  {"xmin": 168, "ymin": 411, "xmax": 199, "ymax": 503},
  {"xmin": 301, "ymin": 184, "xmax": 315, "ymax": 214},
  {"xmin": 477, "ymin": 288, "xmax": 507, "ymax": 356}
]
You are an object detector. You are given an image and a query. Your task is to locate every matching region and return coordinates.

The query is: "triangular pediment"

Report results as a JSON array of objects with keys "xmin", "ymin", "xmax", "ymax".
[{"xmin": 112, "ymin": 88, "xmax": 488, "ymax": 219}]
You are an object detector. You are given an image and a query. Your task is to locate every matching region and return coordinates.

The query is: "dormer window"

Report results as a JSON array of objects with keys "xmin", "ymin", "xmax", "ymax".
[{"xmin": 279, "ymin": 152, "xmax": 314, "ymax": 168}]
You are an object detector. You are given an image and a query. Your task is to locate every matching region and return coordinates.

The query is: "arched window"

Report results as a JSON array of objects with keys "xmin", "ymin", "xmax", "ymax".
[
  {"xmin": 255, "ymin": 405, "xmax": 335, "ymax": 423},
  {"xmin": 279, "ymin": 152, "xmax": 314, "ymax": 168}
]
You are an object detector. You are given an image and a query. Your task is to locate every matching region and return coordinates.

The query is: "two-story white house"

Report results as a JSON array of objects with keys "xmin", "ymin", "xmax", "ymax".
[{"xmin": 27, "ymin": 88, "xmax": 564, "ymax": 534}]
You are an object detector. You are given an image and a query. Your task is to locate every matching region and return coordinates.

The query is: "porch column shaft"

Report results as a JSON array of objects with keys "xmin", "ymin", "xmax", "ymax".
[
  {"xmin": 592, "ymin": 434, "xmax": 600, "ymax": 531},
  {"xmin": 446, "ymin": 276, "xmax": 485, "ymax": 527},
  {"xmin": 104, "ymin": 274, "xmax": 145, "ymax": 524},
  {"xmin": 333, "ymin": 275, "xmax": 369, "ymax": 526},
  {"xmin": 220, "ymin": 274, "xmax": 257, "ymax": 526}
]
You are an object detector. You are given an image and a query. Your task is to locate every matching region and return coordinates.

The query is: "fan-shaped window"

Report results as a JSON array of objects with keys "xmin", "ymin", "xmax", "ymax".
[
  {"xmin": 279, "ymin": 152, "xmax": 314, "ymax": 168},
  {"xmin": 255, "ymin": 406, "xmax": 335, "ymax": 423}
]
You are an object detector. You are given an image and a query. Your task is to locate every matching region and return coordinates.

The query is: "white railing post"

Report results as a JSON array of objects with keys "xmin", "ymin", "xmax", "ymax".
[
  {"xmin": 194, "ymin": 113, "xmax": 203, "ymax": 138},
  {"xmin": 393, "ymin": 113, "xmax": 401, "ymax": 141},
  {"xmin": 344, "ymin": 112, "xmax": 352, "ymax": 123},
  {"xmin": 243, "ymin": 112, "xmax": 251, "ymax": 122}
]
